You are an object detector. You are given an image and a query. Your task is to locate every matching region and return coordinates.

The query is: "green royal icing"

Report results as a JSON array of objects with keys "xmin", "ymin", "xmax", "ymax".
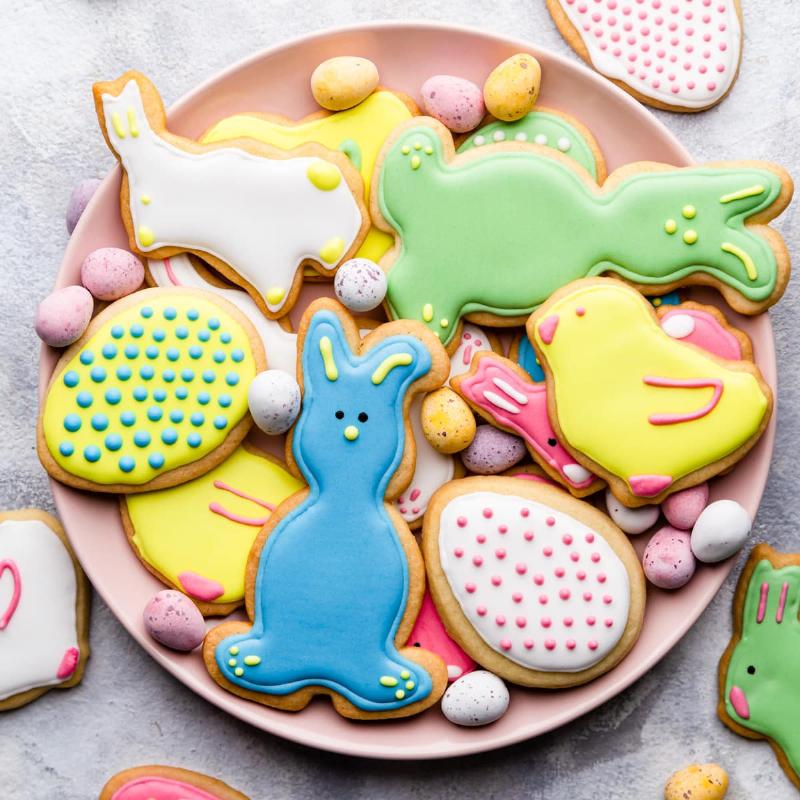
[
  {"xmin": 378, "ymin": 121, "xmax": 782, "ymax": 346},
  {"xmin": 724, "ymin": 559, "xmax": 800, "ymax": 778},
  {"xmin": 457, "ymin": 110, "xmax": 599, "ymax": 179}
]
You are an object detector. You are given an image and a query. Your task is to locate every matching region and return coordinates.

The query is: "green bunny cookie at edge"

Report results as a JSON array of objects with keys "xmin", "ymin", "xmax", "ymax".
[{"xmin": 371, "ymin": 117, "xmax": 792, "ymax": 347}]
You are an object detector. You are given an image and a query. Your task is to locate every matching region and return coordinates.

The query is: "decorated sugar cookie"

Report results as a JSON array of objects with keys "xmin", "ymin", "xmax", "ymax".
[
  {"xmin": 422, "ymin": 476, "xmax": 645, "ymax": 688},
  {"xmin": 530, "ymin": 278, "xmax": 772, "ymax": 505},
  {"xmin": 0, "ymin": 510, "xmax": 89, "ymax": 710},
  {"xmin": 38, "ymin": 288, "xmax": 264, "ymax": 493},
  {"xmin": 452, "ymin": 351, "xmax": 602, "ymax": 496},
  {"xmin": 458, "ymin": 107, "xmax": 606, "ymax": 181},
  {"xmin": 122, "ymin": 444, "xmax": 303, "ymax": 615},
  {"xmin": 201, "ymin": 89, "xmax": 416, "ymax": 262},
  {"xmin": 93, "ymin": 72, "xmax": 369, "ymax": 318},
  {"xmin": 373, "ymin": 118, "xmax": 791, "ymax": 345},
  {"xmin": 546, "ymin": 0, "xmax": 743, "ymax": 112},
  {"xmin": 204, "ymin": 299, "xmax": 450, "ymax": 718},
  {"xmin": 719, "ymin": 545, "xmax": 800, "ymax": 790},
  {"xmin": 100, "ymin": 765, "xmax": 250, "ymax": 800}
]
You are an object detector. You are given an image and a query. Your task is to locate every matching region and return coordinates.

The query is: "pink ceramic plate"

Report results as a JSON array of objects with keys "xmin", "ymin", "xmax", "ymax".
[{"xmin": 41, "ymin": 21, "xmax": 776, "ymax": 759}]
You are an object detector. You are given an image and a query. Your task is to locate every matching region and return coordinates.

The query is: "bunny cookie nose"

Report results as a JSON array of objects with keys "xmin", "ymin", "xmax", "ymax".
[{"xmin": 344, "ymin": 425, "xmax": 359, "ymax": 441}]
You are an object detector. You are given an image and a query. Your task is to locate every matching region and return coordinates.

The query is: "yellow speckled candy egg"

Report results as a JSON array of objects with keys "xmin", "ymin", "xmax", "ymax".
[
  {"xmin": 311, "ymin": 56, "xmax": 380, "ymax": 111},
  {"xmin": 421, "ymin": 388, "xmax": 476, "ymax": 455},
  {"xmin": 664, "ymin": 764, "xmax": 729, "ymax": 800},
  {"xmin": 483, "ymin": 53, "xmax": 542, "ymax": 122}
]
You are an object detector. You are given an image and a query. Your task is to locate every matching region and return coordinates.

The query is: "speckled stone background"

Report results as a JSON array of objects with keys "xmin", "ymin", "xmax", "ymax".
[{"xmin": 1, "ymin": 1, "xmax": 799, "ymax": 797}]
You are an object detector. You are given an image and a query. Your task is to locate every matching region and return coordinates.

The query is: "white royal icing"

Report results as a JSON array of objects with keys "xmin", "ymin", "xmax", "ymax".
[
  {"xmin": 438, "ymin": 491, "xmax": 630, "ymax": 672},
  {"xmin": 555, "ymin": 0, "xmax": 742, "ymax": 109},
  {"xmin": 102, "ymin": 79, "xmax": 363, "ymax": 313},
  {"xmin": 0, "ymin": 520, "xmax": 80, "ymax": 700},
  {"xmin": 148, "ymin": 255, "xmax": 299, "ymax": 376},
  {"xmin": 661, "ymin": 312, "xmax": 696, "ymax": 340}
]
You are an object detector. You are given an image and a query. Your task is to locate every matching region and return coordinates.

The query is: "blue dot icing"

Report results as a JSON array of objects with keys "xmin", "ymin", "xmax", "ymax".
[
  {"xmin": 153, "ymin": 388, "xmax": 167, "ymax": 402},
  {"xmin": 145, "ymin": 345, "xmax": 159, "ymax": 359},
  {"xmin": 64, "ymin": 414, "xmax": 81, "ymax": 432},
  {"xmin": 176, "ymin": 387, "xmax": 189, "ymax": 400},
  {"xmin": 231, "ymin": 349, "xmax": 244, "ymax": 363},
  {"xmin": 153, "ymin": 329, "xmax": 166, "ymax": 342},
  {"xmin": 187, "ymin": 433, "xmax": 202, "ymax": 448},
  {"xmin": 102, "ymin": 344, "xmax": 117, "ymax": 360},
  {"xmin": 63, "ymin": 371, "xmax": 79, "ymax": 388},
  {"xmin": 208, "ymin": 318, "xmax": 220, "ymax": 330},
  {"xmin": 80, "ymin": 351, "xmax": 94, "ymax": 366},
  {"xmin": 105, "ymin": 388, "xmax": 122, "ymax": 405},
  {"xmin": 198, "ymin": 392, "xmax": 210, "ymax": 405},
  {"xmin": 119, "ymin": 456, "xmax": 135, "ymax": 473},
  {"xmin": 116, "ymin": 365, "xmax": 132, "ymax": 381},
  {"xmin": 163, "ymin": 369, "xmax": 176, "ymax": 383},
  {"xmin": 166, "ymin": 348, "xmax": 179, "ymax": 362},
  {"xmin": 133, "ymin": 386, "xmax": 148, "ymax": 402},
  {"xmin": 202, "ymin": 370, "xmax": 216, "ymax": 384},
  {"xmin": 121, "ymin": 411, "xmax": 136, "ymax": 427},
  {"xmin": 169, "ymin": 410, "xmax": 184, "ymax": 423},
  {"xmin": 213, "ymin": 416, "xmax": 228, "ymax": 430},
  {"xmin": 220, "ymin": 332, "xmax": 232, "ymax": 344},
  {"xmin": 198, "ymin": 330, "xmax": 210, "ymax": 342},
  {"xmin": 187, "ymin": 309, "xmax": 199, "ymax": 321},
  {"xmin": 162, "ymin": 428, "xmax": 178, "ymax": 445},
  {"xmin": 164, "ymin": 307, "xmax": 177, "ymax": 320},
  {"xmin": 76, "ymin": 391, "xmax": 93, "ymax": 408},
  {"xmin": 134, "ymin": 431, "xmax": 151, "ymax": 448},
  {"xmin": 190, "ymin": 412, "xmax": 204, "ymax": 427},
  {"xmin": 130, "ymin": 323, "xmax": 144, "ymax": 338},
  {"xmin": 148, "ymin": 452, "xmax": 165, "ymax": 469},
  {"xmin": 90, "ymin": 366, "xmax": 106, "ymax": 383},
  {"xmin": 213, "ymin": 351, "xmax": 226, "ymax": 364},
  {"xmin": 84, "ymin": 445, "xmax": 101, "ymax": 463},
  {"xmin": 181, "ymin": 369, "xmax": 195, "ymax": 382},
  {"xmin": 140, "ymin": 365, "xmax": 155, "ymax": 381},
  {"xmin": 105, "ymin": 434, "xmax": 122, "ymax": 451},
  {"xmin": 218, "ymin": 394, "xmax": 232, "ymax": 408},
  {"xmin": 225, "ymin": 373, "xmax": 240, "ymax": 387},
  {"xmin": 91, "ymin": 413, "xmax": 109, "ymax": 432},
  {"xmin": 176, "ymin": 326, "xmax": 189, "ymax": 340},
  {"xmin": 147, "ymin": 406, "xmax": 163, "ymax": 422},
  {"xmin": 111, "ymin": 325, "xmax": 125, "ymax": 339},
  {"xmin": 140, "ymin": 306, "xmax": 153, "ymax": 319},
  {"xmin": 59, "ymin": 442, "xmax": 74, "ymax": 457},
  {"xmin": 124, "ymin": 345, "xmax": 139, "ymax": 359},
  {"xmin": 188, "ymin": 345, "xmax": 202, "ymax": 359}
]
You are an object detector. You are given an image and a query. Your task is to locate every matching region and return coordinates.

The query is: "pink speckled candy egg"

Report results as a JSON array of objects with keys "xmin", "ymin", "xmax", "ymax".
[
  {"xmin": 421, "ymin": 75, "xmax": 485, "ymax": 133},
  {"xmin": 66, "ymin": 178, "xmax": 101, "ymax": 234},
  {"xmin": 461, "ymin": 425, "xmax": 526, "ymax": 475},
  {"xmin": 662, "ymin": 483, "xmax": 709, "ymax": 531},
  {"xmin": 643, "ymin": 526, "xmax": 696, "ymax": 590},
  {"xmin": 143, "ymin": 590, "xmax": 206, "ymax": 651},
  {"xmin": 35, "ymin": 285, "xmax": 94, "ymax": 348},
  {"xmin": 80, "ymin": 247, "xmax": 144, "ymax": 301}
]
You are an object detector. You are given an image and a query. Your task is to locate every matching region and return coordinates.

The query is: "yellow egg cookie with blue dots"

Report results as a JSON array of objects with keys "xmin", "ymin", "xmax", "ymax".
[{"xmin": 37, "ymin": 287, "xmax": 265, "ymax": 493}]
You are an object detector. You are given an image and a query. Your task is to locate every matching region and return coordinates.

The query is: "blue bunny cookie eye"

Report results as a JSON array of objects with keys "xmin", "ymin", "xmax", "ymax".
[
  {"xmin": 335, "ymin": 410, "xmax": 344, "ymax": 419},
  {"xmin": 358, "ymin": 412, "xmax": 368, "ymax": 423}
]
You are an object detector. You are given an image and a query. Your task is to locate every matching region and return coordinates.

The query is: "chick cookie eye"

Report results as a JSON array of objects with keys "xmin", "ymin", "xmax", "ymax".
[
  {"xmin": 335, "ymin": 410, "xmax": 344, "ymax": 420},
  {"xmin": 358, "ymin": 412, "xmax": 369, "ymax": 423},
  {"xmin": 747, "ymin": 665, "xmax": 756, "ymax": 675}
]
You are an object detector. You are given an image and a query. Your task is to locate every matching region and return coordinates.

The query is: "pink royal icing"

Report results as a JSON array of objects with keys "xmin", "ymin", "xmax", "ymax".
[
  {"xmin": 111, "ymin": 776, "xmax": 226, "ymax": 800},
  {"xmin": 56, "ymin": 647, "xmax": 79, "ymax": 680},
  {"xmin": 0, "ymin": 559, "xmax": 21, "ymax": 630},
  {"xmin": 644, "ymin": 376, "xmax": 723, "ymax": 425},
  {"xmin": 660, "ymin": 308, "xmax": 743, "ymax": 361},
  {"xmin": 628, "ymin": 474, "xmax": 673, "ymax": 497},
  {"xmin": 178, "ymin": 571, "xmax": 225, "ymax": 602},
  {"xmin": 729, "ymin": 685, "xmax": 750, "ymax": 720}
]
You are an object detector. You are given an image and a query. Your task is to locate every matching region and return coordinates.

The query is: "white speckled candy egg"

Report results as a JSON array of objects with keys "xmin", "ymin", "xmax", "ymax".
[
  {"xmin": 605, "ymin": 489, "xmax": 659, "ymax": 535},
  {"xmin": 248, "ymin": 370, "xmax": 301, "ymax": 435},
  {"xmin": 441, "ymin": 670, "xmax": 510, "ymax": 727},
  {"xmin": 143, "ymin": 589, "xmax": 206, "ymax": 651},
  {"xmin": 421, "ymin": 75, "xmax": 485, "ymax": 133},
  {"xmin": 311, "ymin": 56, "xmax": 379, "ymax": 111},
  {"xmin": 691, "ymin": 500, "xmax": 752, "ymax": 563},
  {"xmin": 333, "ymin": 258, "xmax": 387, "ymax": 312},
  {"xmin": 35, "ymin": 285, "xmax": 94, "ymax": 348},
  {"xmin": 80, "ymin": 247, "xmax": 145, "ymax": 301},
  {"xmin": 643, "ymin": 526, "xmax": 696, "ymax": 590}
]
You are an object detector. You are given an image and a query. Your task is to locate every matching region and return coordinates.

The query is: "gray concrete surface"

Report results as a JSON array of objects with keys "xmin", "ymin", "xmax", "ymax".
[{"xmin": 1, "ymin": 1, "xmax": 799, "ymax": 797}]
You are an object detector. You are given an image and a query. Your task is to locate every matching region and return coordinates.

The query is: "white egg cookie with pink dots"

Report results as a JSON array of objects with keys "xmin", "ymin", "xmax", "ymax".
[{"xmin": 422, "ymin": 476, "xmax": 645, "ymax": 688}]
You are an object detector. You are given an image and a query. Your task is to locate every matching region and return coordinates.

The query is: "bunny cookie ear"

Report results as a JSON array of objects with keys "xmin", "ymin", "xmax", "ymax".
[
  {"xmin": 743, "ymin": 557, "xmax": 800, "ymax": 629},
  {"xmin": 362, "ymin": 336, "xmax": 432, "ymax": 395},
  {"xmin": 299, "ymin": 308, "xmax": 356, "ymax": 389}
]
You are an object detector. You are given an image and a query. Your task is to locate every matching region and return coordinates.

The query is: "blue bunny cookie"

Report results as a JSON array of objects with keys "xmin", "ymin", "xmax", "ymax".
[{"xmin": 204, "ymin": 299, "xmax": 450, "ymax": 718}]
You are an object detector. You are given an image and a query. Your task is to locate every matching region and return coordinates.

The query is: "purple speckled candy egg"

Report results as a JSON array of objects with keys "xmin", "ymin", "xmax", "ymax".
[
  {"xmin": 248, "ymin": 369, "xmax": 301, "ymax": 435},
  {"xmin": 662, "ymin": 482, "xmax": 709, "ymax": 531},
  {"xmin": 333, "ymin": 258, "xmax": 387, "ymax": 313},
  {"xmin": 643, "ymin": 526, "xmax": 696, "ymax": 590},
  {"xmin": 35, "ymin": 285, "xmax": 94, "ymax": 348},
  {"xmin": 143, "ymin": 589, "xmax": 205, "ymax": 651},
  {"xmin": 421, "ymin": 75, "xmax": 485, "ymax": 134},
  {"xmin": 66, "ymin": 178, "xmax": 101, "ymax": 234},
  {"xmin": 461, "ymin": 425, "xmax": 526, "ymax": 475},
  {"xmin": 80, "ymin": 247, "xmax": 144, "ymax": 301}
]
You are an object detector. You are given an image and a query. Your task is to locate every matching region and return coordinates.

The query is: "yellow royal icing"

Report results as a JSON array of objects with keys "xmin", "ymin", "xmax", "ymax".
[
  {"xmin": 532, "ymin": 281, "xmax": 770, "ymax": 492},
  {"xmin": 201, "ymin": 91, "xmax": 414, "ymax": 262},
  {"xmin": 126, "ymin": 446, "xmax": 303, "ymax": 604}
]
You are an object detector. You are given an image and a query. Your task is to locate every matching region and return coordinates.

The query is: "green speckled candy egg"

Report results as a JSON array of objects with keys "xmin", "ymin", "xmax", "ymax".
[{"xmin": 40, "ymin": 288, "xmax": 264, "ymax": 491}]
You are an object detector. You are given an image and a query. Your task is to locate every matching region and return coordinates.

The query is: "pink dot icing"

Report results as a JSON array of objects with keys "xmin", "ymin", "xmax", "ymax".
[{"xmin": 500, "ymin": 638, "xmax": 512, "ymax": 651}]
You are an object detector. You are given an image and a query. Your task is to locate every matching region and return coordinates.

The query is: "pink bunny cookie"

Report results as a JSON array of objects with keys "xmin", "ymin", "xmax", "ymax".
[{"xmin": 100, "ymin": 766, "xmax": 249, "ymax": 800}]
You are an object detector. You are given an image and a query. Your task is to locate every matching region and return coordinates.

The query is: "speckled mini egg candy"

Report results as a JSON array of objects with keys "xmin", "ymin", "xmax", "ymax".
[
  {"xmin": 40, "ymin": 288, "xmax": 264, "ymax": 491},
  {"xmin": 80, "ymin": 247, "xmax": 145, "ymax": 301},
  {"xmin": 420, "ymin": 75, "xmax": 485, "ymax": 133},
  {"xmin": 143, "ymin": 589, "xmax": 206, "ymax": 651},
  {"xmin": 421, "ymin": 387, "xmax": 476, "ymax": 454},
  {"xmin": 461, "ymin": 425, "xmax": 526, "ymax": 475},
  {"xmin": 441, "ymin": 670, "xmax": 510, "ymax": 726},
  {"xmin": 66, "ymin": 177, "xmax": 101, "ymax": 234},
  {"xmin": 333, "ymin": 258, "xmax": 387, "ymax": 313},
  {"xmin": 311, "ymin": 56, "xmax": 379, "ymax": 111},
  {"xmin": 248, "ymin": 370, "xmax": 301, "ymax": 436},
  {"xmin": 643, "ymin": 526, "xmax": 696, "ymax": 590},
  {"xmin": 691, "ymin": 500, "xmax": 751, "ymax": 564},
  {"xmin": 664, "ymin": 763, "xmax": 729, "ymax": 800},
  {"xmin": 35, "ymin": 285, "xmax": 94, "ymax": 348},
  {"xmin": 605, "ymin": 489, "xmax": 659, "ymax": 535},
  {"xmin": 483, "ymin": 54, "xmax": 541, "ymax": 122},
  {"xmin": 662, "ymin": 482, "xmax": 709, "ymax": 531}
]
